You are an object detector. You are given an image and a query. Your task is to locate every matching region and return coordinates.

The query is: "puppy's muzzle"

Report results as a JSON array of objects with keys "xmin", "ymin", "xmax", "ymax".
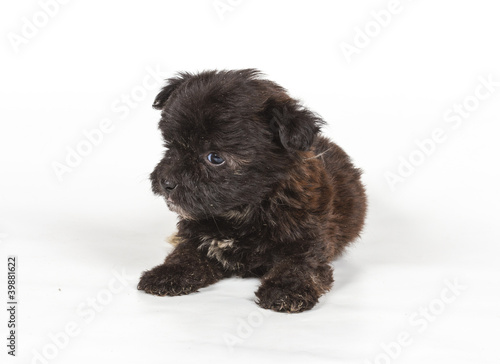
[{"xmin": 161, "ymin": 179, "xmax": 178, "ymax": 194}]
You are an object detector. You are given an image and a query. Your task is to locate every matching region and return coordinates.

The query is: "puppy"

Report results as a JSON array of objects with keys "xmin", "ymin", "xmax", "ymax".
[{"xmin": 138, "ymin": 69, "xmax": 367, "ymax": 313}]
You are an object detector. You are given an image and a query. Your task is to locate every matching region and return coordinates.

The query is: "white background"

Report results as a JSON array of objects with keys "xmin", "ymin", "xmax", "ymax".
[{"xmin": 1, "ymin": 1, "xmax": 499, "ymax": 363}]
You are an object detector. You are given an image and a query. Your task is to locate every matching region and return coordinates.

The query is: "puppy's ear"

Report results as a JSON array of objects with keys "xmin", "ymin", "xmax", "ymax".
[
  {"xmin": 266, "ymin": 98, "xmax": 325, "ymax": 151},
  {"xmin": 152, "ymin": 73, "xmax": 191, "ymax": 110}
]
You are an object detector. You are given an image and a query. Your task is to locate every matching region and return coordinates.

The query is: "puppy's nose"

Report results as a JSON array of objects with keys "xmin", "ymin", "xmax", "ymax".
[{"xmin": 161, "ymin": 179, "xmax": 177, "ymax": 192}]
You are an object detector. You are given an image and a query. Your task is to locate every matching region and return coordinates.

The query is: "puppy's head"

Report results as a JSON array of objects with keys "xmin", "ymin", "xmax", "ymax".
[{"xmin": 150, "ymin": 69, "xmax": 324, "ymax": 220}]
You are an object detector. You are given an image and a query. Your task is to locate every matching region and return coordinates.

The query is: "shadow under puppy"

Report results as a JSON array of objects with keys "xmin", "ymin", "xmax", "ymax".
[{"xmin": 138, "ymin": 69, "xmax": 367, "ymax": 313}]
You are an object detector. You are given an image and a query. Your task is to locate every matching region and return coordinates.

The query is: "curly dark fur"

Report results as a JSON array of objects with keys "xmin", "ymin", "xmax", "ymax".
[{"xmin": 137, "ymin": 69, "xmax": 367, "ymax": 313}]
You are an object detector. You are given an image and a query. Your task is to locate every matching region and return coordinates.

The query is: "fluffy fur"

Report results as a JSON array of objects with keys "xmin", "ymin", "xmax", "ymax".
[{"xmin": 137, "ymin": 69, "xmax": 367, "ymax": 313}]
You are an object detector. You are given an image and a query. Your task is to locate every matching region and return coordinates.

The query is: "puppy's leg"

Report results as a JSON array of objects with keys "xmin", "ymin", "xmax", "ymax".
[
  {"xmin": 255, "ymin": 258, "xmax": 333, "ymax": 313},
  {"xmin": 137, "ymin": 240, "xmax": 225, "ymax": 296},
  {"xmin": 165, "ymin": 232, "xmax": 182, "ymax": 246}
]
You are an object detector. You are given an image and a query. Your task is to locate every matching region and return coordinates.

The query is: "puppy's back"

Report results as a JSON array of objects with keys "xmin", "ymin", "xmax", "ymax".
[{"xmin": 313, "ymin": 136, "xmax": 367, "ymax": 256}]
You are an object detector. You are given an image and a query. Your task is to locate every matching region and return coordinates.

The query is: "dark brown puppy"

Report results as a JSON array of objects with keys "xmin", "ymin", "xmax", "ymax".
[{"xmin": 138, "ymin": 69, "xmax": 367, "ymax": 313}]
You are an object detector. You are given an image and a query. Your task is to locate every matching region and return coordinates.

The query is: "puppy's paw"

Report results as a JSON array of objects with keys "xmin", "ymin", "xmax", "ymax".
[
  {"xmin": 137, "ymin": 264, "xmax": 199, "ymax": 296},
  {"xmin": 255, "ymin": 280, "xmax": 319, "ymax": 313}
]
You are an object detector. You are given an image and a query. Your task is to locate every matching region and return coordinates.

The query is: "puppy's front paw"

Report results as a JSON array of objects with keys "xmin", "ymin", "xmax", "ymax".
[
  {"xmin": 255, "ymin": 280, "xmax": 320, "ymax": 313},
  {"xmin": 137, "ymin": 264, "xmax": 198, "ymax": 296}
]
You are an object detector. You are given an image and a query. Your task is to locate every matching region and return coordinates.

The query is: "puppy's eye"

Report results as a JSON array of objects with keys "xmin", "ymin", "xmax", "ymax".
[{"xmin": 206, "ymin": 152, "xmax": 225, "ymax": 165}]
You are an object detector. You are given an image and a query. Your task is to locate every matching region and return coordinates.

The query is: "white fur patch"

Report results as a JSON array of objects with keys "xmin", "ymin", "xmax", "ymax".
[{"xmin": 198, "ymin": 237, "xmax": 240, "ymax": 269}]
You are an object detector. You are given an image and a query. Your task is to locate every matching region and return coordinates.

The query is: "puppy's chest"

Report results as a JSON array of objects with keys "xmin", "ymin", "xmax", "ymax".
[{"xmin": 197, "ymin": 235, "xmax": 259, "ymax": 270}]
